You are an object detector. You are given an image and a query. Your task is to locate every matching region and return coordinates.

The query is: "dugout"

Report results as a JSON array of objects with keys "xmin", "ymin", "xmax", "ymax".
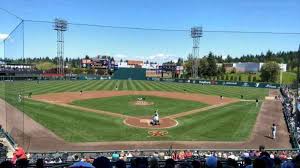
[{"xmin": 113, "ymin": 68, "xmax": 146, "ymax": 80}]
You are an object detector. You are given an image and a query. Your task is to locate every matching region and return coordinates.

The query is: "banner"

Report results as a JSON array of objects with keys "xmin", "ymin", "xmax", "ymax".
[{"xmin": 153, "ymin": 78, "xmax": 280, "ymax": 89}]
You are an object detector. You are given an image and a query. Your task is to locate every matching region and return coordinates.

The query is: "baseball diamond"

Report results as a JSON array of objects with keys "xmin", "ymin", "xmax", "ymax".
[{"xmin": 0, "ymin": 80, "xmax": 290, "ymax": 151}]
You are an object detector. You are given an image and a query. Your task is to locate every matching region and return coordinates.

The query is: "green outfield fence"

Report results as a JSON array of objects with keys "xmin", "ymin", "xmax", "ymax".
[{"xmin": 146, "ymin": 77, "xmax": 281, "ymax": 89}]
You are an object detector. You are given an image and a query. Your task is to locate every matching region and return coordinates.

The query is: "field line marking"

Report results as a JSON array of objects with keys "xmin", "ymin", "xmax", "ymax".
[{"xmin": 167, "ymin": 101, "xmax": 238, "ymax": 119}]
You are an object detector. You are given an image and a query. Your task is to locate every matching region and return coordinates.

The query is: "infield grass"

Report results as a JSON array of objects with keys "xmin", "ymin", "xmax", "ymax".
[
  {"xmin": 11, "ymin": 98, "xmax": 260, "ymax": 142},
  {"xmin": 71, "ymin": 95, "xmax": 208, "ymax": 117}
]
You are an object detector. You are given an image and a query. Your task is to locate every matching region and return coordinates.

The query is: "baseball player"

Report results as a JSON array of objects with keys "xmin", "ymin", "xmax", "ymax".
[
  {"xmin": 80, "ymin": 90, "xmax": 83, "ymax": 95},
  {"xmin": 115, "ymin": 85, "xmax": 118, "ymax": 90},
  {"xmin": 18, "ymin": 94, "xmax": 22, "ymax": 103},
  {"xmin": 28, "ymin": 92, "xmax": 32, "ymax": 98},
  {"xmin": 255, "ymin": 98, "xmax": 259, "ymax": 107},
  {"xmin": 271, "ymin": 123, "xmax": 277, "ymax": 140},
  {"xmin": 151, "ymin": 110, "xmax": 160, "ymax": 125}
]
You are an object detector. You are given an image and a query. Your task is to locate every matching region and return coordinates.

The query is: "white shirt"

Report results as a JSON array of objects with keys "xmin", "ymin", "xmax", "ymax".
[
  {"xmin": 154, "ymin": 115, "xmax": 159, "ymax": 121},
  {"xmin": 272, "ymin": 126, "xmax": 276, "ymax": 132}
]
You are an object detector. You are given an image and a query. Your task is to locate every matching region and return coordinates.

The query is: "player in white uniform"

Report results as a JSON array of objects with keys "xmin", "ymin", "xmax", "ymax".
[
  {"xmin": 272, "ymin": 123, "xmax": 277, "ymax": 139},
  {"xmin": 18, "ymin": 94, "xmax": 22, "ymax": 103},
  {"xmin": 151, "ymin": 110, "xmax": 160, "ymax": 125}
]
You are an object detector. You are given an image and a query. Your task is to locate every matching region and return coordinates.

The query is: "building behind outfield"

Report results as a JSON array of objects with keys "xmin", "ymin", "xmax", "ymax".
[{"xmin": 220, "ymin": 62, "xmax": 287, "ymax": 73}]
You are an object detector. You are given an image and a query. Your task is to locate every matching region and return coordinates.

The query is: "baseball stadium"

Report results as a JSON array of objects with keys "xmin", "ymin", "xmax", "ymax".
[{"xmin": 1, "ymin": 2, "xmax": 300, "ymax": 167}]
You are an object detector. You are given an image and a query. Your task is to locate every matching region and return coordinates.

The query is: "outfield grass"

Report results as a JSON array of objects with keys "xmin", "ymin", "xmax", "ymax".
[
  {"xmin": 0, "ymin": 80, "xmax": 266, "ymax": 142},
  {"xmin": 1, "ymin": 80, "xmax": 268, "ymax": 100},
  {"xmin": 71, "ymin": 95, "xmax": 207, "ymax": 117}
]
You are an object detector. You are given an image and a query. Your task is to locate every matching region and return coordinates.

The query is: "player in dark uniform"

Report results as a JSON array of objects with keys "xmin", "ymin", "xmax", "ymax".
[{"xmin": 28, "ymin": 92, "xmax": 32, "ymax": 98}]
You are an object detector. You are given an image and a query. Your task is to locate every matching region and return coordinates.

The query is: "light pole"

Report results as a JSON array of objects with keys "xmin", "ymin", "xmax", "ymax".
[{"xmin": 280, "ymin": 67, "xmax": 283, "ymax": 86}]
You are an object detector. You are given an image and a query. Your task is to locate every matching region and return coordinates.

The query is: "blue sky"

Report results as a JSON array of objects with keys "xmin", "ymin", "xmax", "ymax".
[{"xmin": 0, "ymin": 0, "xmax": 299, "ymax": 62}]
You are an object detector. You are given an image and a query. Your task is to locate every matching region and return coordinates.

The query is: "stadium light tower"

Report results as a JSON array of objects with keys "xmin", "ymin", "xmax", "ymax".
[
  {"xmin": 191, "ymin": 27, "xmax": 203, "ymax": 78},
  {"xmin": 53, "ymin": 18, "xmax": 68, "ymax": 75}
]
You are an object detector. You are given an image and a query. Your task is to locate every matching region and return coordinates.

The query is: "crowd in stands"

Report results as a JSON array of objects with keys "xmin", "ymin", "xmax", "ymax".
[
  {"xmin": 280, "ymin": 86, "xmax": 300, "ymax": 148},
  {"xmin": 0, "ymin": 145, "xmax": 300, "ymax": 168}
]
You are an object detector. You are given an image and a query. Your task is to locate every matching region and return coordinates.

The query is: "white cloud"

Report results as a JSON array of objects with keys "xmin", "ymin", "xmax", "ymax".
[
  {"xmin": 146, "ymin": 53, "xmax": 179, "ymax": 63},
  {"xmin": 0, "ymin": 33, "xmax": 8, "ymax": 41},
  {"xmin": 112, "ymin": 53, "xmax": 180, "ymax": 63}
]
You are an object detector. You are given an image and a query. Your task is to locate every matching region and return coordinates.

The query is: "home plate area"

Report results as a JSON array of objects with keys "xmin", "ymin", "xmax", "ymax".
[{"xmin": 123, "ymin": 117, "xmax": 178, "ymax": 129}]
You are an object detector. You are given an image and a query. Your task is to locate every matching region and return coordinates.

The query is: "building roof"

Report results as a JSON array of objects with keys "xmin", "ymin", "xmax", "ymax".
[{"xmin": 127, "ymin": 60, "xmax": 143, "ymax": 65}]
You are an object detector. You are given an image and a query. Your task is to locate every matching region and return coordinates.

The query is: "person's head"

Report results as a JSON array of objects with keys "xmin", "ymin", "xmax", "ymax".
[
  {"xmin": 164, "ymin": 158, "xmax": 175, "ymax": 168},
  {"xmin": 93, "ymin": 156, "xmax": 111, "ymax": 168},
  {"xmin": 191, "ymin": 160, "xmax": 200, "ymax": 168},
  {"xmin": 226, "ymin": 158, "xmax": 238, "ymax": 168},
  {"xmin": 253, "ymin": 158, "xmax": 266, "ymax": 168},
  {"xmin": 15, "ymin": 159, "xmax": 28, "ymax": 168},
  {"xmin": 259, "ymin": 145, "xmax": 265, "ymax": 152},
  {"xmin": 293, "ymin": 153, "xmax": 300, "ymax": 168},
  {"xmin": 244, "ymin": 157, "xmax": 252, "ymax": 166},
  {"xmin": 36, "ymin": 158, "xmax": 44, "ymax": 168},
  {"xmin": 115, "ymin": 159, "xmax": 126, "ymax": 168},
  {"xmin": 259, "ymin": 151, "xmax": 270, "ymax": 158},
  {"xmin": 0, "ymin": 161, "xmax": 13, "ymax": 168},
  {"xmin": 149, "ymin": 157, "xmax": 159, "ymax": 168},
  {"xmin": 206, "ymin": 156, "xmax": 218, "ymax": 168},
  {"xmin": 273, "ymin": 157, "xmax": 281, "ymax": 168},
  {"xmin": 273, "ymin": 123, "xmax": 275, "ymax": 126}
]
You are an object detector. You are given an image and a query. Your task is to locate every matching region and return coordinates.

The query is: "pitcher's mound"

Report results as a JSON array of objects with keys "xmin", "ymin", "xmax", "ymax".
[
  {"xmin": 132, "ymin": 101, "xmax": 154, "ymax": 106},
  {"xmin": 124, "ymin": 117, "xmax": 178, "ymax": 129}
]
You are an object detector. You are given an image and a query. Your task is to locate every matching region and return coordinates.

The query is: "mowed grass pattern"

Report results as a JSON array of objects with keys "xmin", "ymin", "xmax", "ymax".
[
  {"xmin": 9, "ymin": 98, "xmax": 260, "ymax": 142},
  {"xmin": 71, "ymin": 95, "xmax": 208, "ymax": 117},
  {"xmin": 0, "ymin": 80, "xmax": 267, "ymax": 142},
  {"xmin": 2, "ymin": 80, "xmax": 268, "ymax": 99}
]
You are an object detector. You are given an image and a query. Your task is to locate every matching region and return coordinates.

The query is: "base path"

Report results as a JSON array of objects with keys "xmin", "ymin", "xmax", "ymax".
[
  {"xmin": 0, "ymin": 90, "xmax": 291, "ymax": 151},
  {"xmin": 31, "ymin": 91, "xmax": 237, "ymax": 105}
]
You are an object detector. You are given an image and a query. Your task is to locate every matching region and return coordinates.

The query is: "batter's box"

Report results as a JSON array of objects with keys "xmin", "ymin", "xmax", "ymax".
[{"xmin": 140, "ymin": 119, "xmax": 151, "ymax": 124}]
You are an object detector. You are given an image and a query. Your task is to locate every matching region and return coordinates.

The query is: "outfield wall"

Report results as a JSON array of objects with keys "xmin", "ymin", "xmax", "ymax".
[{"xmin": 146, "ymin": 77, "xmax": 281, "ymax": 89}]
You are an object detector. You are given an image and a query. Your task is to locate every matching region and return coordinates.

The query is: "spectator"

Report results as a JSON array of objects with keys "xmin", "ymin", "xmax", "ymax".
[
  {"xmin": 171, "ymin": 152, "xmax": 179, "ymax": 161},
  {"xmin": 112, "ymin": 152, "xmax": 120, "ymax": 161},
  {"xmin": 206, "ymin": 156, "xmax": 217, "ymax": 168},
  {"xmin": 242, "ymin": 157, "xmax": 252, "ymax": 168},
  {"xmin": 0, "ymin": 161, "xmax": 13, "ymax": 168},
  {"xmin": 225, "ymin": 158, "xmax": 238, "ymax": 168},
  {"xmin": 149, "ymin": 157, "xmax": 159, "ymax": 168},
  {"xmin": 36, "ymin": 158, "xmax": 44, "ymax": 168},
  {"xmin": 179, "ymin": 161, "xmax": 192, "ymax": 168},
  {"xmin": 164, "ymin": 159, "xmax": 175, "ymax": 168},
  {"xmin": 115, "ymin": 159, "xmax": 126, "ymax": 168},
  {"xmin": 178, "ymin": 151, "xmax": 185, "ymax": 160},
  {"xmin": 12, "ymin": 146, "xmax": 27, "ymax": 165},
  {"xmin": 293, "ymin": 153, "xmax": 300, "ymax": 168},
  {"xmin": 185, "ymin": 150, "xmax": 193, "ymax": 159},
  {"xmin": 273, "ymin": 157, "xmax": 281, "ymax": 168},
  {"xmin": 93, "ymin": 156, "xmax": 111, "ymax": 168},
  {"xmin": 191, "ymin": 160, "xmax": 201, "ymax": 168},
  {"xmin": 15, "ymin": 159, "xmax": 28, "ymax": 168},
  {"xmin": 252, "ymin": 158, "xmax": 266, "ymax": 168}
]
